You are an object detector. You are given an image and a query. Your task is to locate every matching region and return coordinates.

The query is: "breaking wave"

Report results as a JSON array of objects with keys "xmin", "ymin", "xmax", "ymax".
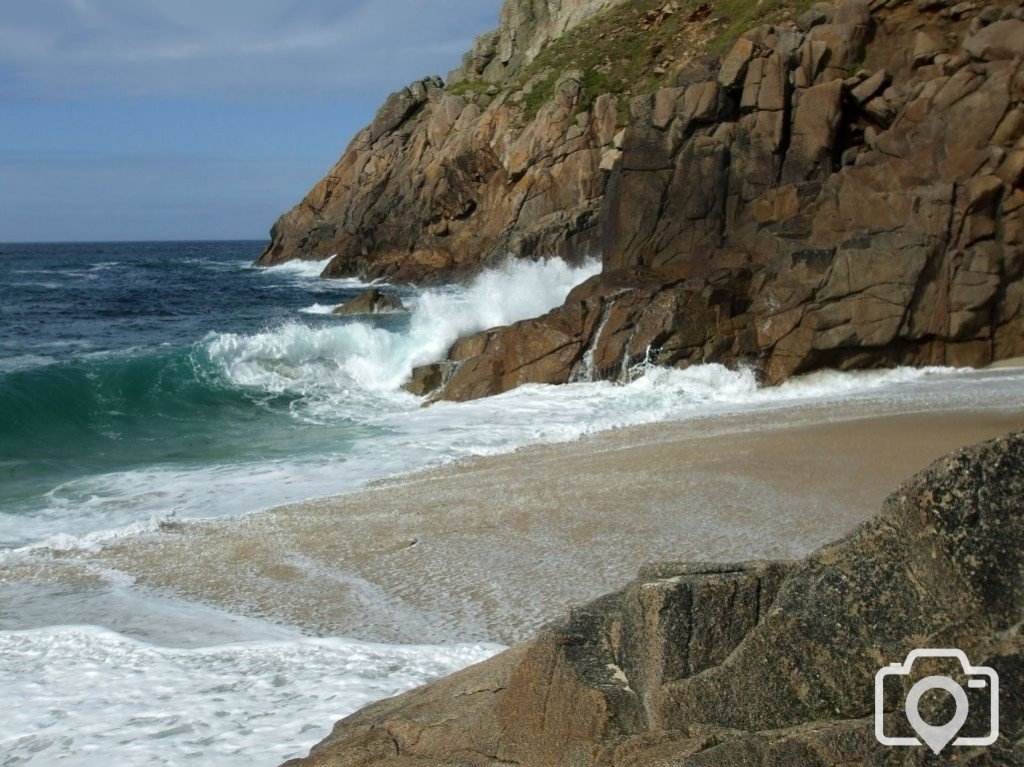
[{"xmin": 3, "ymin": 254, "xmax": 1009, "ymax": 552}]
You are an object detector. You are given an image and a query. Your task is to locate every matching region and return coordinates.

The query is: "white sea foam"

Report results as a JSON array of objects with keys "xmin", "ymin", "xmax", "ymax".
[
  {"xmin": 11, "ymin": 262, "xmax": 120, "ymax": 282},
  {"xmin": 0, "ymin": 625, "xmax": 500, "ymax": 766},
  {"xmin": 4, "ymin": 257, "xmax": 1022, "ymax": 553},
  {"xmin": 8, "ymin": 364, "xmax": 1021, "ymax": 556},
  {"xmin": 214, "ymin": 257, "xmax": 602, "ymax": 401},
  {"xmin": 3, "ymin": 256, "xmax": 1023, "ymax": 767},
  {"xmin": 298, "ymin": 302, "xmax": 338, "ymax": 315},
  {"xmin": 250, "ymin": 256, "xmax": 333, "ymax": 279},
  {"xmin": 0, "ymin": 353, "xmax": 58, "ymax": 373},
  {"xmin": 248, "ymin": 256, "xmax": 379, "ymax": 288}
]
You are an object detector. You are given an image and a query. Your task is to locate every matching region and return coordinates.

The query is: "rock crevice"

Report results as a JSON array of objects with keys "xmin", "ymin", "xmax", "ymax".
[{"xmin": 414, "ymin": 0, "xmax": 1024, "ymax": 399}]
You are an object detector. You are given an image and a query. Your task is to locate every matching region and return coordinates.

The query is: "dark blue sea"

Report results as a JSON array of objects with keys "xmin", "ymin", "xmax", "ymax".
[{"xmin": 0, "ymin": 241, "xmax": 603, "ymax": 548}]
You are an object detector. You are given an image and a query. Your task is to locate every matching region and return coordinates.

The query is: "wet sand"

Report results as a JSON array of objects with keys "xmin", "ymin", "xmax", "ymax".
[{"xmin": 13, "ymin": 400, "xmax": 1019, "ymax": 645}]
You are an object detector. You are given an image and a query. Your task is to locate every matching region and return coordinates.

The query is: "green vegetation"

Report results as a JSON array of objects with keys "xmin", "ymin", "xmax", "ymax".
[
  {"xmin": 448, "ymin": 78, "xmax": 492, "ymax": 99},
  {"xmin": 507, "ymin": 0, "xmax": 820, "ymax": 123},
  {"xmin": 706, "ymin": 0, "xmax": 819, "ymax": 54}
]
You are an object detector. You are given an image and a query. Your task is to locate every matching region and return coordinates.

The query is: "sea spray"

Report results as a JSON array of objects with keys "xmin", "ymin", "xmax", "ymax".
[
  {"xmin": 210, "ymin": 257, "xmax": 602, "ymax": 401},
  {"xmin": 3, "ymin": 244, "xmax": 1023, "ymax": 767},
  {"xmin": 2, "ymin": 248, "xmax": 1014, "ymax": 552}
]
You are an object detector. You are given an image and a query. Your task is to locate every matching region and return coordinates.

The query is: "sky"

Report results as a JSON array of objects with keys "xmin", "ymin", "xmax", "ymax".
[{"xmin": 0, "ymin": 0, "xmax": 504, "ymax": 242}]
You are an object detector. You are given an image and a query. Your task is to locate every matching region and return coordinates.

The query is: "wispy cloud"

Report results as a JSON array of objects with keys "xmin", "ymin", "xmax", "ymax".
[
  {"xmin": 0, "ymin": 0, "xmax": 502, "ymax": 101},
  {"xmin": 0, "ymin": 1, "xmax": 504, "ymax": 241}
]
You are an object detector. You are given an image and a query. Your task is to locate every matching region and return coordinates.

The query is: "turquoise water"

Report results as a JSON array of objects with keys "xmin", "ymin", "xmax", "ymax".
[
  {"xmin": 2, "ymin": 242, "xmax": 1023, "ymax": 767},
  {"xmin": 0, "ymin": 242, "xmax": 602, "ymax": 548},
  {"xmin": 3, "ymin": 241, "xmax": 1021, "ymax": 554},
  {"xmin": 0, "ymin": 242, "xmax": 405, "ymax": 545}
]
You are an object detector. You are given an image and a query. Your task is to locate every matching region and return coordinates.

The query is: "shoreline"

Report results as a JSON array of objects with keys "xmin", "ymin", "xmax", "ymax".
[
  {"xmin": 6, "ymin": 375, "xmax": 1021, "ymax": 646},
  {"xmin": 3, "ymin": 367, "xmax": 1022, "ymax": 767}
]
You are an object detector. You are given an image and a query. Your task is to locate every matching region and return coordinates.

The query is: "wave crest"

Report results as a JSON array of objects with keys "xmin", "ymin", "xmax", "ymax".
[{"xmin": 207, "ymin": 258, "xmax": 602, "ymax": 412}]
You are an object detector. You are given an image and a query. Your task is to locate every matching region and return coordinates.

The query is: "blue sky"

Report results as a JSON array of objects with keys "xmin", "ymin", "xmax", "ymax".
[{"xmin": 0, "ymin": 0, "xmax": 503, "ymax": 242}]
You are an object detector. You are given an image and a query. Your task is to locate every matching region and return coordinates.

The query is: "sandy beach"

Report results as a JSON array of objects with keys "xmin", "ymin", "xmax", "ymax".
[
  {"xmin": 2, "ymin": 367, "xmax": 1022, "ymax": 767},
  {"xmin": 7, "ymin": 383, "xmax": 1020, "ymax": 646}
]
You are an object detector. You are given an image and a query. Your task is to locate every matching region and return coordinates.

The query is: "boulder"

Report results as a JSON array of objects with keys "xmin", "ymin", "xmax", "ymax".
[
  {"xmin": 913, "ymin": 29, "xmax": 945, "ymax": 66},
  {"xmin": 369, "ymin": 82, "xmax": 432, "ymax": 143},
  {"xmin": 963, "ymin": 19, "xmax": 1024, "ymax": 59},
  {"xmin": 285, "ymin": 432, "xmax": 1024, "ymax": 767},
  {"xmin": 717, "ymin": 38, "xmax": 756, "ymax": 90},
  {"xmin": 402, "ymin": 363, "xmax": 447, "ymax": 396},
  {"xmin": 332, "ymin": 289, "xmax": 406, "ymax": 316}
]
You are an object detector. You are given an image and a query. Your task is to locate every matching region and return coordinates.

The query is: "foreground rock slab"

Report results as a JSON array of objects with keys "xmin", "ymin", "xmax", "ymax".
[{"xmin": 284, "ymin": 431, "xmax": 1024, "ymax": 766}]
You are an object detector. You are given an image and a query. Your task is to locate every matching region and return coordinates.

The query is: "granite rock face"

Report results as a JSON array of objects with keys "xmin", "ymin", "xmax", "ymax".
[
  {"xmin": 284, "ymin": 431, "xmax": 1024, "ymax": 767},
  {"xmin": 447, "ymin": 0, "xmax": 623, "ymax": 87},
  {"xmin": 417, "ymin": 0, "xmax": 1024, "ymax": 399},
  {"xmin": 258, "ymin": 0, "xmax": 1024, "ymax": 398},
  {"xmin": 255, "ymin": 0, "xmax": 620, "ymax": 284}
]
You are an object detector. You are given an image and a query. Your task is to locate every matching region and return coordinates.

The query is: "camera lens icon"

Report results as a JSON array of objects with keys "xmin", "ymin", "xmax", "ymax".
[{"xmin": 875, "ymin": 649, "xmax": 999, "ymax": 754}]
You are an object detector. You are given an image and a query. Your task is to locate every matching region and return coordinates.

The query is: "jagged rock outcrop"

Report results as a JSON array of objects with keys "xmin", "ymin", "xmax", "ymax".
[
  {"xmin": 255, "ymin": 0, "xmax": 622, "ymax": 283},
  {"xmin": 447, "ymin": 0, "xmax": 622, "ymax": 86},
  {"xmin": 284, "ymin": 431, "xmax": 1024, "ymax": 767},
  {"xmin": 258, "ymin": 0, "xmax": 1024, "ymax": 399},
  {"xmin": 332, "ymin": 289, "xmax": 405, "ymax": 316},
  {"xmin": 414, "ymin": 0, "xmax": 1024, "ymax": 400}
]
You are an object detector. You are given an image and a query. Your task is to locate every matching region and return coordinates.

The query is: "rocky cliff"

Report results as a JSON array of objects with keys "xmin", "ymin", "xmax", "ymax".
[
  {"xmin": 255, "ymin": 0, "xmax": 628, "ymax": 283},
  {"xmin": 258, "ymin": 0, "xmax": 1024, "ymax": 397},
  {"xmin": 285, "ymin": 431, "xmax": 1024, "ymax": 767}
]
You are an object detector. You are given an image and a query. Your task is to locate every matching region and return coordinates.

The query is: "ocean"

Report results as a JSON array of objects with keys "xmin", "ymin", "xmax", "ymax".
[{"xmin": 2, "ymin": 240, "xmax": 1022, "ymax": 765}]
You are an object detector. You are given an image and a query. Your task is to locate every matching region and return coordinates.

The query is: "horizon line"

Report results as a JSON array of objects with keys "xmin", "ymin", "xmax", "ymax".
[{"xmin": 0, "ymin": 237, "xmax": 272, "ymax": 246}]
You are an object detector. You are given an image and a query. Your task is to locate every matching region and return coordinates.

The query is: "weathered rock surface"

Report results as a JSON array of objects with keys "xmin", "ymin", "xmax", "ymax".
[
  {"xmin": 447, "ymin": 0, "xmax": 622, "ymax": 87},
  {"xmin": 413, "ymin": 0, "xmax": 1024, "ymax": 399},
  {"xmin": 332, "ymin": 289, "xmax": 405, "ymax": 316},
  {"xmin": 258, "ymin": 0, "xmax": 1024, "ymax": 399},
  {"xmin": 255, "ymin": 0, "xmax": 621, "ymax": 284},
  {"xmin": 283, "ymin": 430, "xmax": 1024, "ymax": 767}
]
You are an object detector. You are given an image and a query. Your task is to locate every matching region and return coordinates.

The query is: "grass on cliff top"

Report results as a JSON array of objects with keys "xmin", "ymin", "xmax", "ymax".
[{"xmin": 508, "ymin": 0, "xmax": 820, "ymax": 122}]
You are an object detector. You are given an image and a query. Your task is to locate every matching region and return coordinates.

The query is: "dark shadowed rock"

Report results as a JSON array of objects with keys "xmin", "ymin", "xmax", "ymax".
[
  {"xmin": 260, "ymin": 0, "xmax": 1024, "ymax": 402},
  {"xmin": 420, "ymin": 0, "xmax": 1024, "ymax": 402},
  {"xmin": 283, "ymin": 432, "xmax": 1024, "ymax": 767},
  {"xmin": 332, "ymin": 289, "xmax": 406, "ymax": 316},
  {"xmin": 402, "ymin": 363, "xmax": 448, "ymax": 396}
]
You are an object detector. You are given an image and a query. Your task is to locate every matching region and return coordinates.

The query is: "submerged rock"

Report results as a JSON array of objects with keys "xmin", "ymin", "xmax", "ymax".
[
  {"xmin": 284, "ymin": 431, "xmax": 1024, "ymax": 766},
  {"xmin": 332, "ymin": 289, "xmax": 405, "ymax": 316}
]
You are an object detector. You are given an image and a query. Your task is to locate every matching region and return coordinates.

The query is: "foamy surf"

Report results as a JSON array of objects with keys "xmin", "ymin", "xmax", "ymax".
[
  {"xmin": 7, "ymin": 364, "xmax": 1021, "ymax": 555},
  {"xmin": 298, "ymin": 303, "xmax": 338, "ymax": 315},
  {"xmin": 213, "ymin": 257, "xmax": 603, "ymax": 400},
  {"xmin": 3, "ymin": 243, "xmax": 1023, "ymax": 767},
  {"xmin": 3, "ymin": 254, "xmax": 1021, "ymax": 554},
  {"xmin": 0, "ymin": 624, "xmax": 500, "ymax": 766}
]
